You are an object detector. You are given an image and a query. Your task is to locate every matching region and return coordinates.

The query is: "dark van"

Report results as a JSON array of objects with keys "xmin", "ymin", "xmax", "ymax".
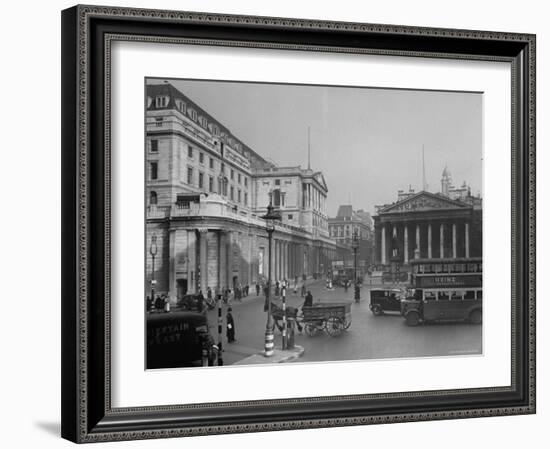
[
  {"xmin": 146, "ymin": 311, "xmax": 217, "ymax": 369},
  {"xmin": 369, "ymin": 288, "xmax": 403, "ymax": 315}
]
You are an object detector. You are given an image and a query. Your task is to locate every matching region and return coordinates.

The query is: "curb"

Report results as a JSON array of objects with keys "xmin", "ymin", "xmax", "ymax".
[{"xmin": 234, "ymin": 345, "xmax": 305, "ymax": 365}]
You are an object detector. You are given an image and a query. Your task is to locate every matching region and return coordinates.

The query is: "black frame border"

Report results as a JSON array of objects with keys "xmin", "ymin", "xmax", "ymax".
[{"xmin": 61, "ymin": 4, "xmax": 536, "ymax": 443}]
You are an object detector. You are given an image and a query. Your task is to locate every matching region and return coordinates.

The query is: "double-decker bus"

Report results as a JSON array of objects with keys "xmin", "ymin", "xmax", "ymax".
[{"xmin": 400, "ymin": 258, "xmax": 482, "ymax": 326}]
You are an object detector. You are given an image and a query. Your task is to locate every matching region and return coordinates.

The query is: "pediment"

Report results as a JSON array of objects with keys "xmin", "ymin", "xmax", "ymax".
[
  {"xmin": 314, "ymin": 172, "xmax": 328, "ymax": 191},
  {"xmin": 379, "ymin": 191, "xmax": 470, "ymax": 214}
]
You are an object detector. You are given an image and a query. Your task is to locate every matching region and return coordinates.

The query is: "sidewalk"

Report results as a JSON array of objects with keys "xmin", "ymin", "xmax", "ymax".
[{"xmin": 233, "ymin": 345, "xmax": 304, "ymax": 365}]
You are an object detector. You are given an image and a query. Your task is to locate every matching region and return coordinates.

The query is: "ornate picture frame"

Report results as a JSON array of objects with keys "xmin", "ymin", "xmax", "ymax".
[{"xmin": 61, "ymin": 5, "xmax": 535, "ymax": 443}]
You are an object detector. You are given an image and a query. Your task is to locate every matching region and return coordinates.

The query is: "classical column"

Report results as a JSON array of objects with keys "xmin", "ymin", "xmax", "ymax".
[
  {"xmin": 452, "ymin": 223, "xmax": 457, "ymax": 259},
  {"xmin": 218, "ymin": 231, "xmax": 226, "ymax": 290},
  {"xmin": 392, "ymin": 225, "xmax": 397, "ymax": 259},
  {"xmin": 465, "ymin": 222, "xmax": 470, "ymax": 258},
  {"xmin": 428, "ymin": 224, "xmax": 433, "ymax": 259},
  {"xmin": 403, "ymin": 225, "xmax": 409, "ymax": 264},
  {"xmin": 440, "ymin": 223, "xmax": 445, "ymax": 259},
  {"xmin": 415, "ymin": 224, "xmax": 420, "ymax": 259},
  {"xmin": 226, "ymin": 231, "xmax": 233, "ymax": 289},
  {"xmin": 381, "ymin": 225, "xmax": 386, "ymax": 265},
  {"xmin": 187, "ymin": 230, "xmax": 197, "ymax": 294},
  {"xmin": 168, "ymin": 229, "xmax": 177, "ymax": 300},
  {"xmin": 198, "ymin": 228, "xmax": 208, "ymax": 294}
]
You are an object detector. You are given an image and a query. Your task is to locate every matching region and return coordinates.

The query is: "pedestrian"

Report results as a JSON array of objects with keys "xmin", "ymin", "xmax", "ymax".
[
  {"xmin": 155, "ymin": 295, "xmax": 163, "ymax": 312},
  {"xmin": 275, "ymin": 280, "xmax": 280, "ymax": 297},
  {"xmin": 303, "ymin": 290, "xmax": 313, "ymax": 308},
  {"xmin": 146, "ymin": 296, "xmax": 152, "ymax": 313},
  {"xmin": 196, "ymin": 290, "xmax": 204, "ymax": 313},
  {"xmin": 223, "ymin": 287, "xmax": 229, "ymax": 304},
  {"xmin": 255, "ymin": 282, "xmax": 260, "ymax": 296},
  {"xmin": 245, "ymin": 284, "xmax": 249, "ymax": 297},
  {"xmin": 301, "ymin": 283, "xmax": 306, "ymax": 297},
  {"xmin": 163, "ymin": 295, "xmax": 170, "ymax": 313},
  {"xmin": 207, "ymin": 287, "xmax": 212, "ymax": 300},
  {"xmin": 226, "ymin": 307, "xmax": 236, "ymax": 343}
]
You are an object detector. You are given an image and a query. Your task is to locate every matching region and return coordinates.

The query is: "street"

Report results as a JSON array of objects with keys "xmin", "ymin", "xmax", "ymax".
[{"xmin": 205, "ymin": 278, "xmax": 482, "ymax": 365}]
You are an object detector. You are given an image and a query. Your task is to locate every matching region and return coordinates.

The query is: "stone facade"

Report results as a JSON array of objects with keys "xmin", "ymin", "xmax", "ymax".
[
  {"xmin": 145, "ymin": 82, "xmax": 346, "ymax": 302},
  {"xmin": 373, "ymin": 185, "xmax": 482, "ymax": 269},
  {"xmin": 328, "ymin": 205, "xmax": 374, "ymax": 266}
]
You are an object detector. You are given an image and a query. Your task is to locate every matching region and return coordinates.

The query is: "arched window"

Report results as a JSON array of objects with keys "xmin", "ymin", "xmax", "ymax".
[{"xmin": 149, "ymin": 191, "xmax": 158, "ymax": 205}]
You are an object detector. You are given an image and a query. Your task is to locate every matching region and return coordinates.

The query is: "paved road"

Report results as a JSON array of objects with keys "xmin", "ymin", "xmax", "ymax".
[{"xmin": 205, "ymin": 279, "xmax": 482, "ymax": 365}]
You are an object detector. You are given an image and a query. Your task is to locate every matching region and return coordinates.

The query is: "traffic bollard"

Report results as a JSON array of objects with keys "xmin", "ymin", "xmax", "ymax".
[{"xmin": 287, "ymin": 318, "xmax": 295, "ymax": 349}]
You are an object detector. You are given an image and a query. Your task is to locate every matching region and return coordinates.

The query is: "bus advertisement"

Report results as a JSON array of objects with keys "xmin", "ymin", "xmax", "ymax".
[{"xmin": 400, "ymin": 258, "xmax": 482, "ymax": 326}]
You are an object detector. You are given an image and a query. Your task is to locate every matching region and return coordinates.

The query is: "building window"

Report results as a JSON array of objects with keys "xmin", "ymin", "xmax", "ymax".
[
  {"xmin": 275, "ymin": 179, "xmax": 281, "ymax": 186},
  {"xmin": 230, "ymin": 169, "xmax": 234, "ymax": 180},
  {"xmin": 230, "ymin": 186, "xmax": 234, "ymax": 201},
  {"xmin": 198, "ymin": 116, "xmax": 208, "ymax": 129},
  {"xmin": 175, "ymin": 99, "xmax": 186, "ymax": 113},
  {"xmin": 288, "ymin": 214, "xmax": 293, "ymax": 220},
  {"xmin": 187, "ymin": 167, "xmax": 193, "ymax": 185},
  {"xmin": 176, "ymin": 195, "xmax": 190, "ymax": 209},
  {"xmin": 150, "ymin": 162, "xmax": 158, "ymax": 180},
  {"xmin": 209, "ymin": 176, "xmax": 214, "ymax": 193},
  {"xmin": 244, "ymin": 192, "xmax": 248, "ymax": 205},
  {"xmin": 149, "ymin": 191, "xmax": 157, "ymax": 205},
  {"xmin": 237, "ymin": 173, "xmax": 241, "ymax": 184},
  {"xmin": 155, "ymin": 117, "xmax": 163, "ymax": 127},
  {"xmin": 209, "ymin": 157, "xmax": 214, "ymax": 169},
  {"xmin": 155, "ymin": 96, "xmax": 169, "ymax": 108},
  {"xmin": 188, "ymin": 108, "xmax": 197, "ymax": 121},
  {"xmin": 237, "ymin": 189, "xmax": 241, "ymax": 203},
  {"xmin": 244, "ymin": 177, "xmax": 248, "ymax": 187},
  {"xmin": 199, "ymin": 152, "xmax": 204, "ymax": 164},
  {"xmin": 150, "ymin": 139, "xmax": 158, "ymax": 153},
  {"xmin": 187, "ymin": 146, "xmax": 193, "ymax": 158},
  {"xmin": 221, "ymin": 163, "xmax": 225, "ymax": 174},
  {"xmin": 199, "ymin": 172, "xmax": 204, "ymax": 189},
  {"xmin": 273, "ymin": 189, "xmax": 281, "ymax": 207}
]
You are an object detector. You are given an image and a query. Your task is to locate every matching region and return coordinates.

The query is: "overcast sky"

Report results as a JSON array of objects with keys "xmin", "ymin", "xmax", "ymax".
[{"xmin": 148, "ymin": 78, "xmax": 482, "ymax": 217}]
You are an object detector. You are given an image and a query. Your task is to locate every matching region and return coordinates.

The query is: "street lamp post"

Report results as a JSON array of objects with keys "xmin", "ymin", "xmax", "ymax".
[
  {"xmin": 352, "ymin": 229, "xmax": 360, "ymax": 303},
  {"xmin": 261, "ymin": 196, "xmax": 281, "ymax": 357},
  {"xmin": 150, "ymin": 233, "xmax": 158, "ymax": 303}
]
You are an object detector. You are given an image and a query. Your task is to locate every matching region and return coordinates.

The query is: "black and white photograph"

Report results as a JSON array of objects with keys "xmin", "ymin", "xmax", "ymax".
[{"xmin": 145, "ymin": 78, "xmax": 483, "ymax": 369}]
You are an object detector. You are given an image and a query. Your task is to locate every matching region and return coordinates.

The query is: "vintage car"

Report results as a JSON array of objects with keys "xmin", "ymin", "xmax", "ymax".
[
  {"xmin": 146, "ymin": 311, "xmax": 218, "ymax": 369},
  {"xmin": 369, "ymin": 288, "xmax": 403, "ymax": 315},
  {"xmin": 176, "ymin": 293, "xmax": 206, "ymax": 311}
]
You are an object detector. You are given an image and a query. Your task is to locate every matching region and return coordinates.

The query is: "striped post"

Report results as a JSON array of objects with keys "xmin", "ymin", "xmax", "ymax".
[
  {"xmin": 281, "ymin": 282, "xmax": 287, "ymax": 350},
  {"xmin": 217, "ymin": 294, "xmax": 224, "ymax": 366},
  {"xmin": 264, "ymin": 228, "xmax": 275, "ymax": 357}
]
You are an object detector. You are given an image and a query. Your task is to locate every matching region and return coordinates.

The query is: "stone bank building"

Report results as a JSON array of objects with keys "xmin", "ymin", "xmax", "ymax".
[
  {"xmin": 373, "ymin": 169, "xmax": 482, "ymax": 269},
  {"xmin": 145, "ymin": 82, "xmax": 346, "ymax": 302}
]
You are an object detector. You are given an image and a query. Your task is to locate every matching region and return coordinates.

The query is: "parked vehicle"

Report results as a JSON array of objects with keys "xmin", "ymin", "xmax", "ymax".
[
  {"xmin": 369, "ymin": 288, "xmax": 403, "ymax": 315},
  {"xmin": 302, "ymin": 301, "xmax": 352, "ymax": 337},
  {"xmin": 146, "ymin": 311, "xmax": 218, "ymax": 368},
  {"xmin": 400, "ymin": 258, "xmax": 482, "ymax": 326},
  {"xmin": 177, "ymin": 294, "xmax": 214, "ymax": 311}
]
